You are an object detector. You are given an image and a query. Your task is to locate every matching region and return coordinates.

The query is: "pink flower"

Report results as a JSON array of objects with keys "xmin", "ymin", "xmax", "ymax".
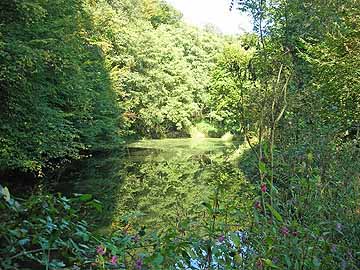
[
  {"xmin": 292, "ymin": 231, "xmax": 299, "ymax": 237},
  {"xmin": 110, "ymin": 255, "xmax": 118, "ymax": 265},
  {"xmin": 96, "ymin": 245, "xmax": 105, "ymax": 255},
  {"xmin": 218, "ymin": 235, "xmax": 225, "ymax": 243},
  {"xmin": 135, "ymin": 258, "xmax": 143, "ymax": 270},
  {"xmin": 254, "ymin": 201, "xmax": 262, "ymax": 209},
  {"xmin": 281, "ymin": 226, "xmax": 289, "ymax": 236},
  {"xmin": 256, "ymin": 258, "xmax": 264, "ymax": 269},
  {"xmin": 261, "ymin": 183, "xmax": 267, "ymax": 193}
]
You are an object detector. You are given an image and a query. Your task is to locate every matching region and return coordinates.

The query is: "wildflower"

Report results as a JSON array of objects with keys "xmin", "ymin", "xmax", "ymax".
[
  {"xmin": 135, "ymin": 258, "xmax": 143, "ymax": 270},
  {"xmin": 292, "ymin": 231, "xmax": 299, "ymax": 237},
  {"xmin": 336, "ymin": 223, "xmax": 342, "ymax": 232},
  {"xmin": 218, "ymin": 235, "xmax": 225, "ymax": 243},
  {"xmin": 255, "ymin": 258, "xmax": 264, "ymax": 269},
  {"xmin": 261, "ymin": 183, "xmax": 267, "ymax": 193},
  {"xmin": 331, "ymin": 244, "xmax": 337, "ymax": 253},
  {"xmin": 280, "ymin": 226, "xmax": 289, "ymax": 236},
  {"xmin": 110, "ymin": 255, "xmax": 118, "ymax": 265},
  {"xmin": 254, "ymin": 201, "xmax": 261, "ymax": 209},
  {"xmin": 96, "ymin": 245, "xmax": 105, "ymax": 255}
]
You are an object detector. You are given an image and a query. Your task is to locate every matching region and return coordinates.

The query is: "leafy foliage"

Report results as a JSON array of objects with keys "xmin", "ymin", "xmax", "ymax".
[
  {"xmin": 1, "ymin": 0, "xmax": 359, "ymax": 269},
  {"xmin": 229, "ymin": 0, "xmax": 360, "ymax": 268},
  {"xmin": 0, "ymin": 0, "xmax": 121, "ymax": 173}
]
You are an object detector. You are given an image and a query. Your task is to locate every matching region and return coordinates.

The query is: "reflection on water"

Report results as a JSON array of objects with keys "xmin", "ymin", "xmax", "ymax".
[{"xmin": 56, "ymin": 138, "xmax": 253, "ymax": 233}]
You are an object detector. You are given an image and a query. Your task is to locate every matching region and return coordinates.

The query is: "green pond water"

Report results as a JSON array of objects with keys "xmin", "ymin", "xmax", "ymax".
[{"xmin": 57, "ymin": 138, "xmax": 253, "ymax": 233}]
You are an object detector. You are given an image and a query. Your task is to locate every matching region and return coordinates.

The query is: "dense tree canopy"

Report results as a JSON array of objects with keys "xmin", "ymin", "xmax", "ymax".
[
  {"xmin": 0, "ymin": 0, "xmax": 254, "ymax": 173},
  {"xmin": 1, "ymin": 0, "xmax": 359, "ymax": 269},
  {"xmin": 0, "ymin": 0, "xmax": 121, "ymax": 173}
]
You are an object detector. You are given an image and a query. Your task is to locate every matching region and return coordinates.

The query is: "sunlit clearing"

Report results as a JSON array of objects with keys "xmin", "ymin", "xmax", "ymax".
[{"xmin": 221, "ymin": 132, "xmax": 234, "ymax": 142}]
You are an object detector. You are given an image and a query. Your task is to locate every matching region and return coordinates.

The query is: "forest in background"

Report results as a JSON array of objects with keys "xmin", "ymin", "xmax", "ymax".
[
  {"xmin": 0, "ymin": 0, "xmax": 254, "ymax": 174},
  {"xmin": 0, "ymin": 0, "xmax": 359, "ymax": 269}
]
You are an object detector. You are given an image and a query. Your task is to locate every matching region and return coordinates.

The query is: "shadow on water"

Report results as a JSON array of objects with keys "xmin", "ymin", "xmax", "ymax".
[{"xmin": 55, "ymin": 138, "xmax": 255, "ymax": 235}]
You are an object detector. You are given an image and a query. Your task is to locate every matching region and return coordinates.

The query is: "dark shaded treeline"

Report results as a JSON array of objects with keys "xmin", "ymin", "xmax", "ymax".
[{"xmin": 0, "ymin": 0, "xmax": 120, "ymax": 174}]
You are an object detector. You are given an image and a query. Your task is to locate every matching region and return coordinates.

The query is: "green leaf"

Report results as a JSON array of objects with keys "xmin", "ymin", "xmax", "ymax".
[
  {"xmin": 229, "ymin": 232, "xmax": 241, "ymax": 246},
  {"xmin": 86, "ymin": 200, "xmax": 103, "ymax": 212},
  {"xmin": 285, "ymin": 255, "xmax": 291, "ymax": 267},
  {"xmin": 266, "ymin": 203, "xmax": 283, "ymax": 222},
  {"xmin": 18, "ymin": 238, "xmax": 30, "ymax": 246},
  {"xmin": 75, "ymin": 194, "xmax": 93, "ymax": 202},
  {"xmin": 313, "ymin": 257, "xmax": 321, "ymax": 268},
  {"xmin": 186, "ymin": 248, "xmax": 197, "ymax": 259},
  {"xmin": 259, "ymin": 161, "xmax": 266, "ymax": 174},
  {"xmin": 9, "ymin": 229, "xmax": 21, "ymax": 238},
  {"xmin": 2, "ymin": 187, "xmax": 11, "ymax": 202},
  {"xmin": 49, "ymin": 259, "xmax": 66, "ymax": 269},
  {"xmin": 264, "ymin": 259, "xmax": 280, "ymax": 269},
  {"xmin": 152, "ymin": 254, "xmax": 164, "ymax": 265}
]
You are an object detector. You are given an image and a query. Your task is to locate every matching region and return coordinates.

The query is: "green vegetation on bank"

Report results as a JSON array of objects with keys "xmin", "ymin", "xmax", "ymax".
[{"xmin": 1, "ymin": 0, "xmax": 359, "ymax": 269}]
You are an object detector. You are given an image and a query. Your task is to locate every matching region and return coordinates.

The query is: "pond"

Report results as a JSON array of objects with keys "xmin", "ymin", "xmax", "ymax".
[{"xmin": 56, "ymin": 138, "xmax": 254, "ymax": 236}]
